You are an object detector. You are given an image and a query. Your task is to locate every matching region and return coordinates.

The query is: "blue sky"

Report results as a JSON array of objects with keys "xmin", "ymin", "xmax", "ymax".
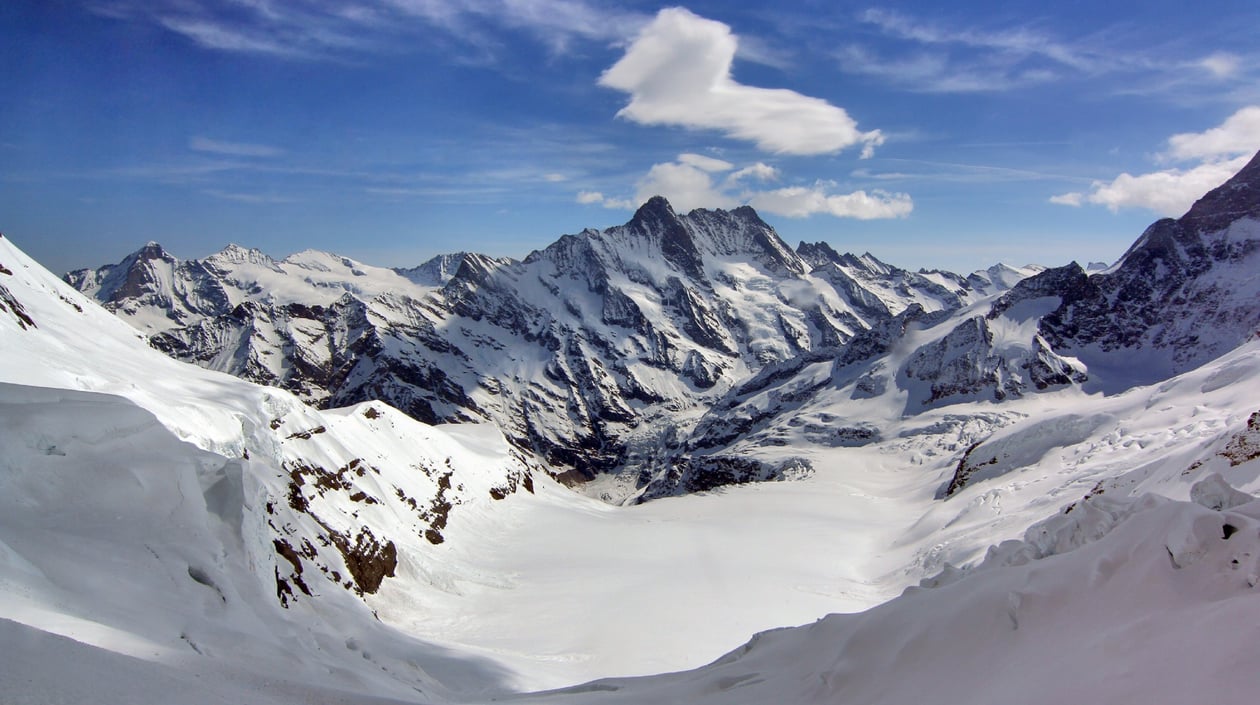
[{"xmin": 3, "ymin": 0, "xmax": 1259, "ymax": 275}]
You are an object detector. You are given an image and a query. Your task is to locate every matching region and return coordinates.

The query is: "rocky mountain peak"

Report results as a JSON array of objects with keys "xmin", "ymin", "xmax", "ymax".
[
  {"xmin": 62, "ymin": 240, "xmax": 181, "ymax": 304},
  {"xmin": 395, "ymin": 252, "xmax": 475, "ymax": 287},
  {"xmin": 796, "ymin": 240, "xmax": 843, "ymax": 269},
  {"xmin": 625, "ymin": 195, "xmax": 706, "ymax": 282},
  {"xmin": 446, "ymin": 251, "xmax": 512, "ymax": 289},
  {"xmin": 794, "ymin": 242, "xmax": 893, "ymax": 277},
  {"xmin": 629, "ymin": 195, "xmax": 678, "ymax": 227},
  {"xmin": 135, "ymin": 241, "xmax": 174, "ymax": 262},
  {"xmin": 1180, "ymin": 149, "xmax": 1260, "ymax": 232},
  {"xmin": 1111, "ymin": 149, "xmax": 1260, "ymax": 275},
  {"xmin": 206, "ymin": 243, "xmax": 278, "ymax": 270},
  {"xmin": 1034, "ymin": 150, "xmax": 1260, "ymax": 382}
]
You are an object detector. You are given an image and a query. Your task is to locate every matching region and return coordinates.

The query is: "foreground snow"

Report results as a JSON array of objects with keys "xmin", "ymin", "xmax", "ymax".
[
  {"xmin": 521, "ymin": 481, "xmax": 1260, "ymax": 705},
  {"xmin": 5, "ymin": 226, "xmax": 1260, "ymax": 703}
]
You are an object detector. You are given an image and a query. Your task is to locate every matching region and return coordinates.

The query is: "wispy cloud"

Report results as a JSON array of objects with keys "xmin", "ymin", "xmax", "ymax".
[
  {"xmin": 1051, "ymin": 106, "xmax": 1260, "ymax": 215},
  {"xmin": 1199, "ymin": 52, "xmax": 1241, "ymax": 79},
  {"xmin": 15, "ymin": 119, "xmax": 623, "ymax": 211},
  {"xmin": 859, "ymin": 8, "xmax": 1099, "ymax": 71},
  {"xmin": 600, "ymin": 8, "xmax": 884, "ymax": 157},
  {"xmin": 837, "ymin": 45, "xmax": 1056, "ymax": 93},
  {"xmin": 576, "ymin": 189, "xmax": 633, "ymax": 209},
  {"xmin": 576, "ymin": 153, "xmax": 912, "ymax": 220},
  {"xmin": 844, "ymin": 7, "xmax": 1254, "ymax": 96},
  {"xmin": 364, "ymin": 185, "xmax": 514, "ymax": 203},
  {"xmin": 92, "ymin": 0, "xmax": 647, "ymax": 61},
  {"xmin": 190, "ymin": 136, "xmax": 283, "ymax": 158},
  {"xmin": 855, "ymin": 159, "xmax": 1083, "ymax": 184},
  {"xmin": 202, "ymin": 189, "xmax": 297, "ymax": 204}
]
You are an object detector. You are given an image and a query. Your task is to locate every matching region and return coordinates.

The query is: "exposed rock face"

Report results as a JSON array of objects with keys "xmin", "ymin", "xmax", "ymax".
[
  {"xmin": 1036, "ymin": 150, "xmax": 1260, "ymax": 381},
  {"xmin": 903, "ymin": 317, "xmax": 1016, "ymax": 405},
  {"xmin": 636, "ymin": 455, "xmax": 814, "ymax": 502},
  {"xmin": 1220, "ymin": 411, "xmax": 1260, "ymax": 467}
]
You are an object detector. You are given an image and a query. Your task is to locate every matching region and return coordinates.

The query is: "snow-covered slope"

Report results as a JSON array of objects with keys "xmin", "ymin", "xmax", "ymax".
[
  {"xmin": 1, "ymin": 233, "xmax": 539, "ymax": 701},
  {"xmin": 528, "ymin": 480, "xmax": 1260, "ymax": 705}
]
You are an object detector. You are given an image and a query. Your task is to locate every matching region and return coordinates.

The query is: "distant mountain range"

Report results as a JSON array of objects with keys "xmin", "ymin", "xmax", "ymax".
[{"xmin": 64, "ymin": 151, "xmax": 1260, "ymax": 503}]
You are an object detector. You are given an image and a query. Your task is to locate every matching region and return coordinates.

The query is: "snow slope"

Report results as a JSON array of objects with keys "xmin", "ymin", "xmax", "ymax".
[
  {"xmin": 0, "ymin": 234, "xmax": 540, "ymax": 701},
  {"xmin": 524, "ymin": 482, "xmax": 1260, "ymax": 705}
]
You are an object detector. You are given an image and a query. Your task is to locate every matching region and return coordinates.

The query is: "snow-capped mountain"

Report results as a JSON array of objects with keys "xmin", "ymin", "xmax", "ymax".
[
  {"xmin": 675, "ymin": 150, "xmax": 1260, "ymax": 495},
  {"xmin": 66, "ymin": 196, "xmax": 1039, "ymax": 501},
  {"xmin": 5, "ymin": 151, "xmax": 1260, "ymax": 704},
  {"xmin": 1034, "ymin": 150, "xmax": 1260, "ymax": 384},
  {"xmin": 65, "ymin": 145, "xmax": 1260, "ymax": 502}
]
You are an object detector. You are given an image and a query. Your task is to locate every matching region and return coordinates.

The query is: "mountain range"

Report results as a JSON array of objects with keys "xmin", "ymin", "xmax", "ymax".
[
  {"xmin": 64, "ymin": 153, "xmax": 1260, "ymax": 504},
  {"xmin": 1, "ymin": 150, "xmax": 1259, "ymax": 703}
]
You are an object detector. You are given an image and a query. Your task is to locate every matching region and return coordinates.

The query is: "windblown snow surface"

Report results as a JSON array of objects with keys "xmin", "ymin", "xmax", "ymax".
[{"xmin": 4, "ymin": 232, "xmax": 1260, "ymax": 704}]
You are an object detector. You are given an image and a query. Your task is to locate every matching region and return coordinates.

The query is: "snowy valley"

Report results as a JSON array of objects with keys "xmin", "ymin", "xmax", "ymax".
[{"xmin": 2, "ymin": 151, "xmax": 1260, "ymax": 703}]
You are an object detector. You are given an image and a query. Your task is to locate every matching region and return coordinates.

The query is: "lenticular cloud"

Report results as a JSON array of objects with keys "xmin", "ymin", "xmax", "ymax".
[{"xmin": 599, "ymin": 8, "xmax": 884, "ymax": 157}]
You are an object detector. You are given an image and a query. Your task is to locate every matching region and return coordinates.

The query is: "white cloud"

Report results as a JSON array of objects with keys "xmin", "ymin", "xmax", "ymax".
[
  {"xmin": 1199, "ymin": 52, "xmax": 1240, "ymax": 79},
  {"xmin": 748, "ymin": 185, "xmax": 913, "ymax": 219},
  {"xmin": 1052, "ymin": 106, "xmax": 1260, "ymax": 216},
  {"xmin": 1048, "ymin": 192, "xmax": 1083, "ymax": 207},
  {"xmin": 730, "ymin": 162, "xmax": 780, "ymax": 182},
  {"xmin": 1165, "ymin": 106, "xmax": 1260, "ymax": 160},
  {"xmin": 586, "ymin": 155, "xmax": 912, "ymax": 220},
  {"xmin": 635, "ymin": 161, "xmax": 737, "ymax": 211},
  {"xmin": 1053, "ymin": 157, "xmax": 1250, "ymax": 216},
  {"xmin": 543, "ymin": 172, "xmax": 568, "ymax": 182},
  {"xmin": 576, "ymin": 190, "xmax": 634, "ymax": 209},
  {"xmin": 677, "ymin": 153, "xmax": 735, "ymax": 173},
  {"xmin": 190, "ymin": 136, "xmax": 283, "ymax": 158},
  {"xmin": 598, "ymin": 8, "xmax": 883, "ymax": 157}
]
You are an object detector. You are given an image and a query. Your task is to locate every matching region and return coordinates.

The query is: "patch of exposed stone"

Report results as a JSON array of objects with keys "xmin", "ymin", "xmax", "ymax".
[
  {"xmin": 1220, "ymin": 411, "xmax": 1260, "ymax": 466},
  {"xmin": 273, "ymin": 537, "xmax": 316, "ymax": 607},
  {"xmin": 0, "ymin": 279, "xmax": 37, "ymax": 330},
  {"xmin": 940, "ymin": 441, "xmax": 997, "ymax": 499},
  {"xmin": 285, "ymin": 459, "xmax": 382, "ymax": 511},
  {"xmin": 638, "ymin": 455, "xmax": 813, "ymax": 501},
  {"xmin": 328, "ymin": 526, "xmax": 397, "ymax": 595},
  {"xmin": 285, "ymin": 425, "xmax": 326, "ymax": 440}
]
